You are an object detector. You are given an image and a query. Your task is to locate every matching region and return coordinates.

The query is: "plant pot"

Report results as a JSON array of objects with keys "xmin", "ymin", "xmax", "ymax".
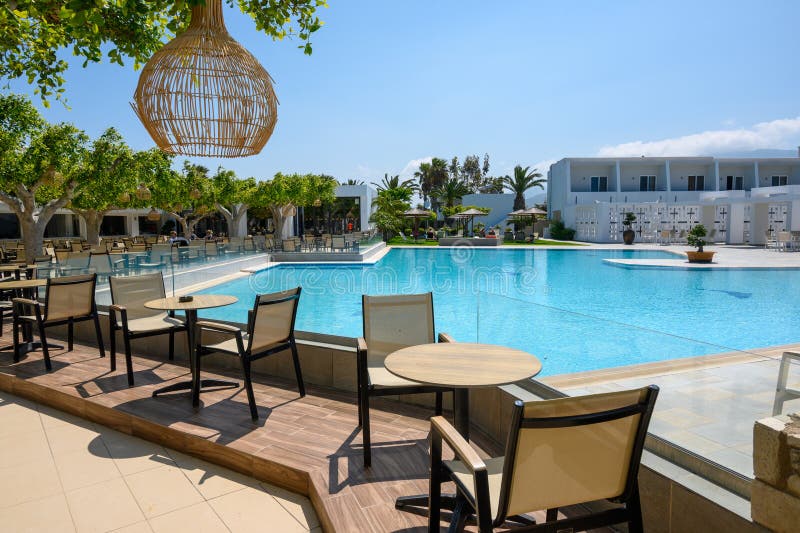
[
  {"xmin": 686, "ymin": 251, "xmax": 715, "ymax": 263},
  {"xmin": 622, "ymin": 229, "xmax": 635, "ymax": 245}
]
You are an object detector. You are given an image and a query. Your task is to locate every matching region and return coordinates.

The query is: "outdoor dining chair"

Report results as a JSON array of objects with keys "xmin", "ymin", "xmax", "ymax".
[
  {"xmin": 58, "ymin": 251, "xmax": 91, "ymax": 276},
  {"xmin": 358, "ymin": 292, "xmax": 455, "ymax": 467},
  {"xmin": 427, "ymin": 385, "xmax": 659, "ymax": 532},
  {"xmin": 12, "ymin": 274, "xmax": 105, "ymax": 371},
  {"xmin": 196, "ymin": 287, "xmax": 304, "ymax": 421},
  {"xmin": 108, "ymin": 273, "xmax": 187, "ymax": 386}
]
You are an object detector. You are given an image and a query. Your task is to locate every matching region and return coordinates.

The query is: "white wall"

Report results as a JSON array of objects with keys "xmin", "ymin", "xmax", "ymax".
[{"xmin": 461, "ymin": 193, "xmax": 516, "ymax": 229}]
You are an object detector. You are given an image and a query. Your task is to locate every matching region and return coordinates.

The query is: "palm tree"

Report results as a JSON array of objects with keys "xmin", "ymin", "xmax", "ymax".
[
  {"xmin": 431, "ymin": 177, "xmax": 471, "ymax": 210},
  {"xmin": 502, "ymin": 165, "xmax": 546, "ymax": 211},
  {"xmin": 340, "ymin": 178, "xmax": 365, "ymax": 186},
  {"xmin": 374, "ymin": 173, "xmax": 417, "ymax": 195},
  {"xmin": 415, "ymin": 158, "xmax": 448, "ymax": 209}
]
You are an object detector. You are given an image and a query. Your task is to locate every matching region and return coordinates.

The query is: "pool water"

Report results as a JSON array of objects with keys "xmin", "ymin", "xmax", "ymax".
[{"xmin": 198, "ymin": 248, "xmax": 800, "ymax": 376}]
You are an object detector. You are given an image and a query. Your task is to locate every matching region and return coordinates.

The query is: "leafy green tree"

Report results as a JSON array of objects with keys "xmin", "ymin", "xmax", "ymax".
[
  {"xmin": 369, "ymin": 190, "xmax": 410, "ymax": 241},
  {"xmin": 340, "ymin": 178, "xmax": 364, "ymax": 186},
  {"xmin": 431, "ymin": 177, "xmax": 471, "ymax": 211},
  {"xmin": 149, "ymin": 161, "xmax": 216, "ymax": 238},
  {"xmin": 448, "ymin": 156, "xmax": 460, "ymax": 181},
  {"xmin": 212, "ymin": 168, "xmax": 256, "ymax": 238},
  {"xmin": 250, "ymin": 172, "xmax": 336, "ymax": 239},
  {"xmin": 69, "ymin": 128, "xmax": 139, "ymax": 245},
  {"xmin": 502, "ymin": 165, "xmax": 546, "ymax": 211},
  {"xmin": 2, "ymin": 0, "xmax": 326, "ymax": 105},
  {"xmin": 0, "ymin": 93, "xmax": 88, "ymax": 257}
]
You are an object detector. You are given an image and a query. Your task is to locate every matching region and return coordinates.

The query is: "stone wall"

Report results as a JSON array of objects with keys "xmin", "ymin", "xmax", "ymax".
[{"xmin": 752, "ymin": 414, "xmax": 800, "ymax": 532}]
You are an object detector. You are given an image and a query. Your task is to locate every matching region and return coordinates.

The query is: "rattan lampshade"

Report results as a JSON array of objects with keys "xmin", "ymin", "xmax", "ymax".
[{"xmin": 131, "ymin": 0, "xmax": 278, "ymax": 158}]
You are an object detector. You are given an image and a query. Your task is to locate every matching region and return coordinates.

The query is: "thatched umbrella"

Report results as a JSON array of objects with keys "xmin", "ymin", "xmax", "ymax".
[
  {"xmin": 403, "ymin": 208, "xmax": 433, "ymax": 240},
  {"xmin": 456, "ymin": 208, "xmax": 487, "ymax": 236}
]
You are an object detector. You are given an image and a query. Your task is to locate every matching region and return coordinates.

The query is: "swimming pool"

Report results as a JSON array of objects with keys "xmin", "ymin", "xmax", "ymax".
[{"xmin": 198, "ymin": 248, "xmax": 800, "ymax": 376}]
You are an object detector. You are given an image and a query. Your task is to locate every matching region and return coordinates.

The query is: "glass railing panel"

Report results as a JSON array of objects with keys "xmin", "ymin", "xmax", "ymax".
[{"xmin": 476, "ymin": 290, "xmax": 786, "ymax": 481}]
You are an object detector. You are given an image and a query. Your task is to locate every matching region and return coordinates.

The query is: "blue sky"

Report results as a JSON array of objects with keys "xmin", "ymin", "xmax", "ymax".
[{"xmin": 5, "ymin": 0, "xmax": 800, "ymax": 184}]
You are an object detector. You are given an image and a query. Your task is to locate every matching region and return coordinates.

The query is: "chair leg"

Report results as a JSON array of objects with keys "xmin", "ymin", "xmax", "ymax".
[
  {"xmin": 93, "ymin": 315, "xmax": 105, "ymax": 358},
  {"xmin": 168, "ymin": 330, "xmax": 175, "ymax": 360},
  {"xmin": 12, "ymin": 317, "xmax": 20, "ymax": 363},
  {"xmin": 290, "ymin": 340, "xmax": 305, "ymax": 397},
  {"xmin": 435, "ymin": 391, "xmax": 443, "ymax": 415},
  {"xmin": 361, "ymin": 387, "xmax": 371, "ymax": 468},
  {"xmin": 67, "ymin": 318, "xmax": 73, "ymax": 352},
  {"xmin": 123, "ymin": 331, "xmax": 134, "ymax": 387},
  {"xmin": 627, "ymin": 485, "xmax": 644, "ymax": 533},
  {"xmin": 40, "ymin": 324, "xmax": 52, "ymax": 371},
  {"xmin": 109, "ymin": 327, "xmax": 116, "ymax": 371},
  {"xmin": 240, "ymin": 357, "xmax": 258, "ymax": 421},
  {"xmin": 449, "ymin": 493, "xmax": 470, "ymax": 533}
]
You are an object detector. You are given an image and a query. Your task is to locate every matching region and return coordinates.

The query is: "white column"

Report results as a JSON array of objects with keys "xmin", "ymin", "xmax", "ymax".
[
  {"xmin": 790, "ymin": 201, "xmax": 800, "ymax": 231},
  {"xmin": 665, "ymin": 160, "xmax": 671, "ymax": 192},
  {"xmin": 565, "ymin": 162, "xmax": 572, "ymax": 193},
  {"xmin": 615, "ymin": 161, "xmax": 622, "ymax": 193},
  {"xmin": 754, "ymin": 162, "xmax": 760, "ymax": 188},
  {"xmin": 714, "ymin": 161, "xmax": 720, "ymax": 191}
]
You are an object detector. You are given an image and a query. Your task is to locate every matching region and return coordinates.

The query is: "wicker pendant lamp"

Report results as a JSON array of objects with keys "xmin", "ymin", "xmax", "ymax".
[{"xmin": 131, "ymin": 0, "xmax": 278, "ymax": 158}]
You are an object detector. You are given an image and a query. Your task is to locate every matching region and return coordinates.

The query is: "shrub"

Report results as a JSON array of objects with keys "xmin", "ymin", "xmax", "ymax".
[{"xmin": 549, "ymin": 220, "xmax": 576, "ymax": 240}]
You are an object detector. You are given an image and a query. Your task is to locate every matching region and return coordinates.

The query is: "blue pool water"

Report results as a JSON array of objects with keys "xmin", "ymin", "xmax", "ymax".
[{"xmin": 198, "ymin": 248, "xmax": 800, "ymax": 376}]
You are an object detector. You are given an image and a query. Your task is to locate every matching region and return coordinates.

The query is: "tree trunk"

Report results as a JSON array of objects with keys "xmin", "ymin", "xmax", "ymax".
[
  {"xmin": 20, "ymin": 215, "xmax": 46, "ymax": 260},
  {"xmin": 269, "ymin": 205, "xmax": 294, "ymax": 240},
  {"xmin": 77, "ymin": 209, "xmax": 104, "ymax": 246},
  {"xmin": 216, "ymin": 203, "xmax": 249, "ymax": 238},
  {"xmin": 514, "ymin": 193, "xmax": 525, "ymax": 211}
]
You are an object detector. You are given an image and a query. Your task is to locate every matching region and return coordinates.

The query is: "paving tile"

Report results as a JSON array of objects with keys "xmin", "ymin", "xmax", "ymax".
[
  {"xmin": 167, "ymin": 449, "xmax": 259, "ymax": 499},
  {"xmin": 147, "ymin": 501, "xmax": 229, "ymax": 533},
  {"xmin": 0, "ymin": 427, "xmax": 52, "ymax": 469},
  {"xmin": 53, "ymin": 445, "xmax": 121, "ymax": 491},
  {"xmin": 39, "ymin": 404, "xmax": 95, "ymax": 429},
  {"xmin": 0, "ymin": 493, "xmax": 75, "ymax": 533},
  {"xmin": 0, "ymin": 458, "xmax": 62, "ymax": 509},
  {"xmin": 209, "ymin": 486, "xmax": 308, "ymax": 533},
  {"xmin": 101, "ymin": 428, "xmax": 175, "ymax": 476},
  {"xmin": 125, "ymin": 464, "xmax": 205, "ymax": 518},
  {"xmin": 261, "ymin": 481, "xmax": 321, "ymax": 529},
  {"xmin": 659, "ymin": 430, "xmax": 726, "ymax": 454},
  {"xmin": 0, "ymin": 407, "xmax": 45, "ymax": 438},
  {"xmin": 45, "ymin": 422, "xmax": 101, "ymax": 457},
  {"xmin": 110, "ymin": 522, "xmax": 153, "ymax": 533},
  {"xmin": 66, "ymin": 477, "xmax": 145, "ymax": 533}
]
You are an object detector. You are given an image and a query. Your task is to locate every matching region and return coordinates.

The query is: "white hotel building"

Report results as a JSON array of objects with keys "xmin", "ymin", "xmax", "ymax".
[{"xmin": 547, "ymin": 154, "xmax": 800, "ymax": 244}]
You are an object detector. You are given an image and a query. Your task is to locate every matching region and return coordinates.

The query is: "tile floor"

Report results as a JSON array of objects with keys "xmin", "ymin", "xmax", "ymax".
[
  {"xmin": 558, "ymin": 355, "xmax": 800, "ymax": 478},
  {"xmin": 0, "ymin": 390, "xmax": 319, "ymax": 533}
]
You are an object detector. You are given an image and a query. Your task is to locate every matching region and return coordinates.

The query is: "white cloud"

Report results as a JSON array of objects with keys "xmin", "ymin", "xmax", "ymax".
[
  {"xmin": 597, "ymin": 117, "xmax": 800, "ymax": 157},
  {"xmin": 398, "ymin": 156, "xmax": 433, "ymax": 179}
]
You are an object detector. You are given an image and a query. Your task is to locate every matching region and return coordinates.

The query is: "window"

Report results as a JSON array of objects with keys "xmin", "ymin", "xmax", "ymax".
[
  {"xmin": 639, "ymin": 175, "xmax": 656, "ymax": 191},
  {"xmin": 726, "ymin": 176, "xmax": 744, "ymax": 191},
  {"xmin": 688, "ymin": 175, "xmax": 704, "ymax": 191},
  {"xmin": 772, "ymin": 175, "xmax": 788, "ymax": 186},
  {"xmin": 590, "ymin": 176, "xmax": 608, "ymax": 192}
]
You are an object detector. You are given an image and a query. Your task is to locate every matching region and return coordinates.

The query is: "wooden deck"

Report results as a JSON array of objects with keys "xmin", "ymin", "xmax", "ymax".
[{"xmin": 0, "ymin": 323, "xmax": 557, "ymax": 532}]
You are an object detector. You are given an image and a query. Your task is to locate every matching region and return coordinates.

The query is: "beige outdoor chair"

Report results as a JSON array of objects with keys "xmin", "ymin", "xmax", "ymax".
[
  {"xmin": 357, "ymin": 292, "xmax": 455, "ymax": 467},
  {"xmin": 108, "ymin": 273, "xmax": 187, "ymax": 386},
  {"xmin": 196, "ymin": 287, "xmax": 304, "ymax": 421},
  {"xmin": 58, "ymin": 251, "xmax": 91, "ymax": 275},
  {"xmin": 89, "ymin": 251, "xmax": 126, "ymax": 279},
  {"xmin": 12, "ymin": 274, "xmax": 105, "ymax": 371},
  {"xmin": 428, "ymin": 386, "xmax": 659, "ymax": 532}
]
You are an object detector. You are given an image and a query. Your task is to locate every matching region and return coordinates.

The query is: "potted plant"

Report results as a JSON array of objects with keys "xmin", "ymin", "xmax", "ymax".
[
  {"xmin": 686, "ymin": 224, "xmax": 715, "ymax": 263},
  {"xmin": 622, "ymin": 212, "xmax": 636, "ymax": 245}
]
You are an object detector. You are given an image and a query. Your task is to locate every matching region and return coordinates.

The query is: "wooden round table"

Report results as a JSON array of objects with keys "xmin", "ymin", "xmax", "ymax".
[
  {"xmin": 384, "ymin": 343, "xmax": 542, "ymax": 439},
  {"xmin": 145, "ymin": 295, "xmax": 238, "ymax": 407}
]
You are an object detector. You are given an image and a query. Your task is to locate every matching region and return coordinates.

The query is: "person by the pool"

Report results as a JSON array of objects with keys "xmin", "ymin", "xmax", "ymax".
[
  {"xmin": 205, "ymin": 229, "xmax": 216, "ymax": 241},
  {"xmin": 168, "ymin": 230, "xmax": 189, "ymax": 246}
]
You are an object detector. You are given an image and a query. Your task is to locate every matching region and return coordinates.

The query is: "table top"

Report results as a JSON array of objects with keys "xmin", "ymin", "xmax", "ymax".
[
  {"xmin": 384, "ymin": 342, "xmax": 542, "ymax": 388},
  {"xmin": 144, "ymin": 294, "xmax": 237, "ymax": 311},
  {"xmin": 0, "ymin": 278, "xmax": 48, "ymax": 289}
]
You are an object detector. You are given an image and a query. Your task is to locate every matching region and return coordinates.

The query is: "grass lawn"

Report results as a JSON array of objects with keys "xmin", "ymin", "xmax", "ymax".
[{"xmin": 386, "ymin": 237, "xmax": 586, "ymax": 247}]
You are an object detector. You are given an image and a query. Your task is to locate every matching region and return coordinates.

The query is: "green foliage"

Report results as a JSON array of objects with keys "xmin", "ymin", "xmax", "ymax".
[
  {"xmin": 415, "ymin": 157, "xmax": 448, "ymax": 205},
  {"xmin": 623, "ymin": 212, "xmax": 637, "ymax": 227},
  {"xmin": 431, "ymin": 177, "xmax": 470, "ymax": 209},
  {"xmin": 2, "ymin": 0, "xmax": 326, "ymax": 105},
  {"xmin": 549, "ymin": 219, "xmax": 576, "ymax": 241},
  {"xmin": 502, "ymin": 165, "xmax": 546, "ymax": 211},
  {"xmin": 70, "ymin": 128, "xmax": 137, "ymax": 212},
  {"xmin": 686, "ymin": 224, "xmax": 708, "ymax": 251}
]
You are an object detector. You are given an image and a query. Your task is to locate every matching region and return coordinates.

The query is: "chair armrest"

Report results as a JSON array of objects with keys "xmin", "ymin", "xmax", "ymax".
[
  {"xmin": 430, "ymin": 416, "xmax": 486, "ymax": 474},
  {"xmin": 195, "ymin": 320, "xmax": 242, "ymax": 335},
  {"xmin": 108, "ymin": 304, "xmax": 128, "ymax": 328},
  {"xmin": 356, "ymin": 336, "xmax": 368, "ymax": 354},
  {"xmin": 438, "ymin": 332, "xmax": 456, "ymax": 343},
  {"xmin": 11, "ymin": 297, "xmax": 39, "ymax": 308}
]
